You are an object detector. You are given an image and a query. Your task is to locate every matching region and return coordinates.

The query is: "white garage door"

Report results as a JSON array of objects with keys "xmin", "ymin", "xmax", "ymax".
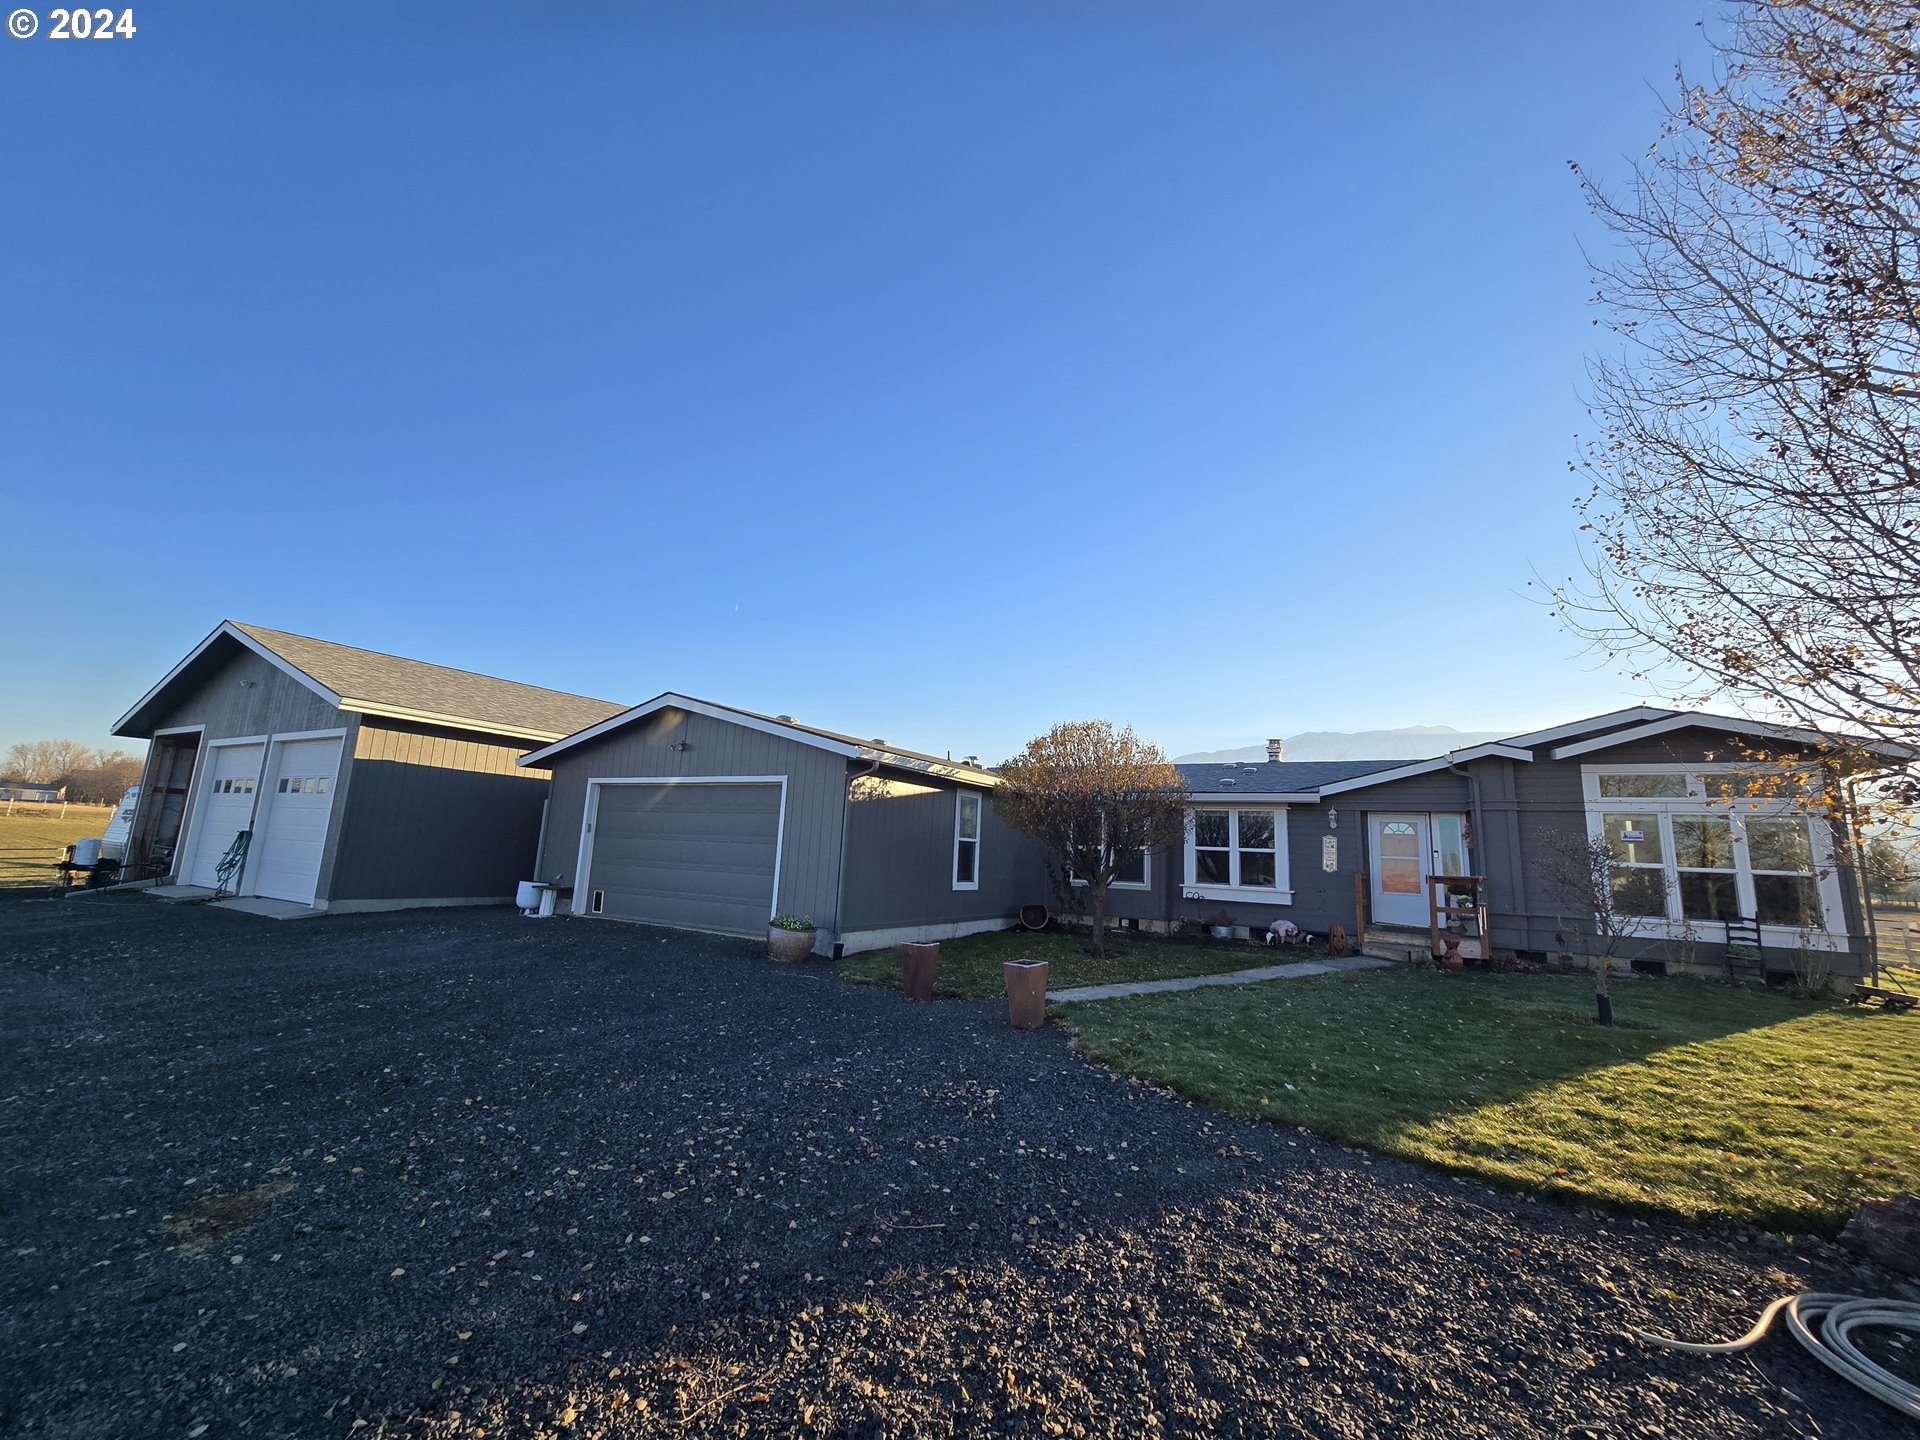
[
  {"xmin": 249, "ymin": 737, "xmax": 342, "ymax": 904},
  {"xmin": 584, "ymin": 782, "xmax": 782, "ymax": 936},
  {"xmin": 184, "ymin": 744, "xmax": 264, "ymax": 889}
]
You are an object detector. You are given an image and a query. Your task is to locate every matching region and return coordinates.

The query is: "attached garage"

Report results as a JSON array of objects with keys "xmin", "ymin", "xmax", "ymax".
[
  {"xmin": 522, "ymin": 693, "xmax": 1045, "ymax": 955},
  {"xmin": 581, "ymin": 779, "xmax": 784, "ymax": 935}
]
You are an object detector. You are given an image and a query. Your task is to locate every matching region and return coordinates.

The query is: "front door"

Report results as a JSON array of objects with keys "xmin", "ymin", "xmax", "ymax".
[{"xmin": 1370, "ymin": 813, "xmax": 1431, "ymax": 927}]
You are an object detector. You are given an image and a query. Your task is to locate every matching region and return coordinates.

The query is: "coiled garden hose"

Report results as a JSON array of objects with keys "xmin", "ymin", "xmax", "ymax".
[{"xmin": 1634, "ymin": 1292, "xmax": 1920, "ymax": 1422}]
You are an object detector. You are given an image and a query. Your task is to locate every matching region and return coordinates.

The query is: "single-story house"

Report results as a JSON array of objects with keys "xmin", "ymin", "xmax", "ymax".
[
  {"xmin": 110, "ymin": 622, "xmax": 624, "ymax": 911},
  {"xmin": 1, "ymin": 781, "xmax": 64, "ymax": 803},
  {"xmin": 1091, "ymin": 706, "xmax": 1907, "ymax": 980},
  {"xmin": 517, "ymin": 694, "xmax": 1048, "ymax": 956}
]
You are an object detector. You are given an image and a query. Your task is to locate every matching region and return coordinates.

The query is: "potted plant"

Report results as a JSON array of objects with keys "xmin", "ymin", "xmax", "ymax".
[
  {"xmin": 1208, "ymin": 910, "xmax": 1238, "ymax": 940},
  {"xmin": 767, "ymin": 914, "xmax": 817, "ymax": 963}
]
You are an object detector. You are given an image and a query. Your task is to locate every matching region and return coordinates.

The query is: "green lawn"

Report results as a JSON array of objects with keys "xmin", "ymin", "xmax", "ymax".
[
  {"xmin": 835, "ymin": 927, "xmax": 1277, "ymax": 999},
  {"xmin": 1058, "ymin": 966, "xmax": 1920, "ymax": 1233},
  {"xmin": 0, "ymin": 806, "xmax": 114, "ymax": 889}
]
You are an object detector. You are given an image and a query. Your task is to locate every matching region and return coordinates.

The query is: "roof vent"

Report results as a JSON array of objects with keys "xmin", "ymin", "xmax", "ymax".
[
  {"xmin": 962, "ymin": 755, "xmax": 981, "ymax": 767},
  {"xmin": 1266, "ymin": 738, "xmax": 1286, "ymax": 763},
  {"xmin": 775, "ymin": 714, "xmax": 795, "ymax": 723},
  {"xmin": 1221, "ymin": 777, "xmax": 1237, "ymax": 786}
]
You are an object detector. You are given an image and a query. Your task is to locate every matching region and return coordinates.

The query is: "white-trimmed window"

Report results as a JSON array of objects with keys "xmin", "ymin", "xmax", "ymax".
[
  {"xmin": 1183, "ymin": 806, "xmax": 1291, "ymax": 901},
  {"xmin": 1583, "ymin": 765, "xmax": 1839, "ymax": 937},
  {"xmin": 953, "ymin": 791, "xmax": 982, "ymax": 890},
  {"xmin": 1067, "ymin": 842, "xmax": 1150, "ymax": 890}
]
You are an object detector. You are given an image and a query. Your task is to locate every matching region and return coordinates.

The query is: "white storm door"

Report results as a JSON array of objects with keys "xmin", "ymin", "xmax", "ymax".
[
  {"xmin": 249, "ymin": 737, "xmax": 342, "ymax": 904},
  {"xmin": 184, "ymin": 744, "xmax": 264, "ymax": 889},
  {"xmin": 1370, "ymin": 813, "xmax": 1431, "ymax": 928}
]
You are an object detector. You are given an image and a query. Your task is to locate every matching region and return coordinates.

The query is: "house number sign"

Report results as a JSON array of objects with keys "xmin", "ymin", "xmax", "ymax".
[{"xmin": 1322, "ymin": 835, "xmax": 1337, "ymax": 872}]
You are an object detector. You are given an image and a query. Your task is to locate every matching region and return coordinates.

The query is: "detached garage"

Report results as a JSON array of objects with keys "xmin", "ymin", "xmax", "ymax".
[
  {"xmin": 111, "ymin": 621, "xmax": 624, "ymax": 912},
  {"xmin": 521, "ymin": 694, "xmax": 1049, "ymax": 954}
]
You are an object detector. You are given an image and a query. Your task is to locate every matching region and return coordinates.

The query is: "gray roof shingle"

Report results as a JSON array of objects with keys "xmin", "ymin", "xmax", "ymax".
[
  {"xmin": 1178, "ymin": 759, "xmax": 1409, "ymax": 795},
  {"xmin": 232, "ymin": 623, "xmax": 626, "ymax": 740}
]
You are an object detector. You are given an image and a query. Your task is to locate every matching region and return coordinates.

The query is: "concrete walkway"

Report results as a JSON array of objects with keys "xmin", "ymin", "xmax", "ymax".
[{"xmin": 1048, "ymin": 955, "xmax": 1392, "ymax": 1004}]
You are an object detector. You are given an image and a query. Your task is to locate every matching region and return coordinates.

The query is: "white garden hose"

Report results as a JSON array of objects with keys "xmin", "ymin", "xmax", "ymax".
[{"xmin": 1634, "ymin": 1292, "xmax": 1920, "ymax": 1421}]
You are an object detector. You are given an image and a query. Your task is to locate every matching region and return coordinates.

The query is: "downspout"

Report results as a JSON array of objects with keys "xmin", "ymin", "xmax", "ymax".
[{"xmin": 832, "ymin": 751, "xmax": 885, "ymax": 960}]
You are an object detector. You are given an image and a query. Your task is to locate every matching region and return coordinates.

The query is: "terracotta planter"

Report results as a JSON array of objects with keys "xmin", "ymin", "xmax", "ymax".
[
  {"xmin": 901, "ymin": 941, "xmax": 938, "ymax": 1000},
  {"xmin": 767, "ymin": 926, "xmax": 816, "ymax": 963},
  {"xmin": 1004, "ymin": 959, "xmax": 1048, "ymax": 1030}
]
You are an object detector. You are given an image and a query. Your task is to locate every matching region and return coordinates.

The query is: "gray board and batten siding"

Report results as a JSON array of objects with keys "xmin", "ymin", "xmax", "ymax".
[
  {"xmin": 535, "ymin": 706, "xmax": 851, "ymax": 937},
  {"xmin": 836, "ymin": 774, "xmax": 1050, "ymax": 944},
  {"xmin": 326, "ymin": 720, "xmax": 554, "ymax": 905}
]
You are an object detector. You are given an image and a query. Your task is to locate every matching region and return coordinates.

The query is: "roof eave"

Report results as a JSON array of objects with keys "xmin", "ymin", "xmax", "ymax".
[{"xmin": 112, "ymin": 621, "xmax": 342, "ymax": 738}]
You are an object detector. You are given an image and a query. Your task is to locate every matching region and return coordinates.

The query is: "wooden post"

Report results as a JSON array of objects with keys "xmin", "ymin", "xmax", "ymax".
[
  {"xmin": 1354, "ymin": 871, "xmax": 1368, "ymax": 949},
  {"xmin": 1428, "ymin": 877, "xmax": 1443, "ymax": 959}
]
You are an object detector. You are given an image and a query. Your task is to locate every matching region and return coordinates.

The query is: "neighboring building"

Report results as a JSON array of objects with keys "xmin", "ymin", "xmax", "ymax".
[
  {"xmin": 518, "ymin": 694, "xmax": 1047, "ymax": 956},
  {"xmin": 1089, "ymin": 707, "xmax": 1906, "ymax": 980},
  {"xmin": 110, "ymin": 622, "xmax": 624, "ymax": 911},
  {"xmin": 0, "ymin": 781, "xmax": 64, "ymax": 803}
]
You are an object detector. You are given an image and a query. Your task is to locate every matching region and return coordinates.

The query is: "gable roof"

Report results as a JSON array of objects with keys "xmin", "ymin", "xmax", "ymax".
[
  {"xmin": 517, "ymin": 692, "xmax": 1003, "ymax": 786},
  {"xmin": 114, "ymin": 622, "xmax": 626, "ymax": 744},
  {"xmin": 1545, "ymin": 710, "xmax": 1916, "ymax": 764}
]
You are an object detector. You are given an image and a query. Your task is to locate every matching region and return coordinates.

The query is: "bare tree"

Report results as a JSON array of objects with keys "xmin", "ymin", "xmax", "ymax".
[
  {"xmin": 3, "ymin": 739, "xmax": 97, "ymax": 785},
  {"xmin": 61, "ymin": 750, "xmax": 145, "ymax": 805},
  {"xmin": 1534, "ymin": 825, "xmax": 1671, "ymax": 1026},
  {"xmin": 1557, "ymin": 2, "xmax": 1920, "ymax": 820},
  {"xmin": 995, "ymin": 721, "xmax": 1191, "ymax": 958}
]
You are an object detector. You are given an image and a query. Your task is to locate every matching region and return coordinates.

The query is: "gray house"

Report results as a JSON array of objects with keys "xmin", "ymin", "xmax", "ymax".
[
  {"xmin": 1, "ymin": 781, "xmax": 64, "ymax": 803},
  {"xmin": 111, "ymin": 622, "xmax": 623, "ymax": 912},
  {"xmin": 1091, "ymin": 706, "xmax": 1904, "ymax": 979},
  {"xmin": 518, "ymin": 694, "xmax": 1048, "ymax": 955}
]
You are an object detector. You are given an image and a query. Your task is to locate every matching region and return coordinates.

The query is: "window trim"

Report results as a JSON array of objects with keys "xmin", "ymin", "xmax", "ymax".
[
  {"xmin": 1581, "ymin": 763, "xmax": 1845, "ymax": 943},
  {"xmin": 1067, "ymin": 848, "xmax": 1151, "ymax": 890},
  {"xmin": 952, "ymin": 790, "xmax": 983, "ymax": 891},
  {"xmin": 1182, "ymin": 804, "xmax": 1292, "ymax": 904}
]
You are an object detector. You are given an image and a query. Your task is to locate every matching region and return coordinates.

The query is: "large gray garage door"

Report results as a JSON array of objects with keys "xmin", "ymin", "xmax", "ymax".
[{"xmin": 585, "ymin": 782, "xmax": 781, "ymax": 936}]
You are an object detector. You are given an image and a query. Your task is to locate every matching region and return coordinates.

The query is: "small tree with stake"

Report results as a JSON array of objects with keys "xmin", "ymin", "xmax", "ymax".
[
  {"xmin": 995, "ymin": 721, "xmax": 1191, "ymax": 959},
  {"xmin": 1535, "ymin": 824, "xmax": 1668, "ymax": 1027}
]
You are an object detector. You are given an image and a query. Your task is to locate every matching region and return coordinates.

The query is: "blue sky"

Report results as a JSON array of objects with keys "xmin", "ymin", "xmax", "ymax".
[{"xmin": 1, "ymin": 2, "xmax": 1710, "ymax": 764}]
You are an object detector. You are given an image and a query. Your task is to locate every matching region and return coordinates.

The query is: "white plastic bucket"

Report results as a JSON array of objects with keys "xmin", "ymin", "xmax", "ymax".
[
  {"xmin": 73, "ymin": 838, "xmax": 102, "ymax": 867},
  {"xmin": 516, "ymin": 880, "xmax": 542, "ymax": 910}
]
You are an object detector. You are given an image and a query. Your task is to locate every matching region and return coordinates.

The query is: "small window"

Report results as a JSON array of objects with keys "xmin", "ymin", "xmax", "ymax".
[
  {"xmin": 314, "ymin": 776, "xmax": 329, "ymax": 795},
  {"xmin": 953, "ymin": 792, "xmax": 982, "ymax": 890},
  {"xmin": 278, "ymin": 778, "xmax": 289, "ymax": 793},
  {"xmin": 591, "ymin": 889, "xmax": 604, "ymax": 914}
]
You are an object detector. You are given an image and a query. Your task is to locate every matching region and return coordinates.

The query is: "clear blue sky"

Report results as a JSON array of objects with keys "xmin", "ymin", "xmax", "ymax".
[{"xmin": 0, "ymin": 2, "xmax": 1711, "ymax": 764}]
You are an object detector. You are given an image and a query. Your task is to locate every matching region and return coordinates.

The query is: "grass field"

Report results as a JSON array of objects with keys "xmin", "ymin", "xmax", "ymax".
[
  {"xmin": 835, "ymin": 927, "xmax": 1278, "ymax": 998},
  {"xmin": 0, "ymin": 805, "xmax": 115, "ymax": 889},
  {"xmin": 1058, "ymin": 966, "xmax": 1920, "ymax": 1233}
]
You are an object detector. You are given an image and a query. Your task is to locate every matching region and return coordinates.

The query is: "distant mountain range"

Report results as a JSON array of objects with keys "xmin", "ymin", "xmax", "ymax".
[{"xmin": 1175, "ymin": 725, "xmax": 1511, "ymax": 765}]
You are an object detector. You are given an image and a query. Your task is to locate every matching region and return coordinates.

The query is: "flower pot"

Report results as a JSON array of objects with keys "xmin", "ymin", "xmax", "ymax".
[
  {"xmin": 1004, "ymin": 959, "xmax": 1048, "ymax": 1030},
  {"xmin": 767, "ymin": 926, "xmax": 816, "ymax": 963},
  {"xmin": 1440, "ymin": 936, "xmax": 1464, "ymax": 972},
  {"xmin": 1210, "ymin": 925, "xmax": 1234, "ymax": 940},
  {"xmin": 901, "ymin": 941, "xmax": 938, "ymax": 1001}
]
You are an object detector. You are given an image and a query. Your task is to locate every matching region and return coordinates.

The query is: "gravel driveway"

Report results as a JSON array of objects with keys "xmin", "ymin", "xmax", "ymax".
[{"xmin": 0, "ymin": 895, "xmax": 1908, "ymax": 1439}]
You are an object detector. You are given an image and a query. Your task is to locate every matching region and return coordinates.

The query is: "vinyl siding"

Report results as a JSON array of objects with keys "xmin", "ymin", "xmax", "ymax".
[
  {"xmin": 325, "ymin": 720, "xmax": 552, "ymax": 902},
  {"xmin": 838, "ymin": 777, "xmax": 1049, "ymax": 931},
  {"xmin": 537, "ymin": 708, "xmax": 848, "ymax": 934}
]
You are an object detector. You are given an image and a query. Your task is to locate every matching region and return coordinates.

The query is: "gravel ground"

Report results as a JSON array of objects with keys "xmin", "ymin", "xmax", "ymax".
[{"xmin": 1, "ymin": 895, "xmax": 1913, "ymax": 1440}]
